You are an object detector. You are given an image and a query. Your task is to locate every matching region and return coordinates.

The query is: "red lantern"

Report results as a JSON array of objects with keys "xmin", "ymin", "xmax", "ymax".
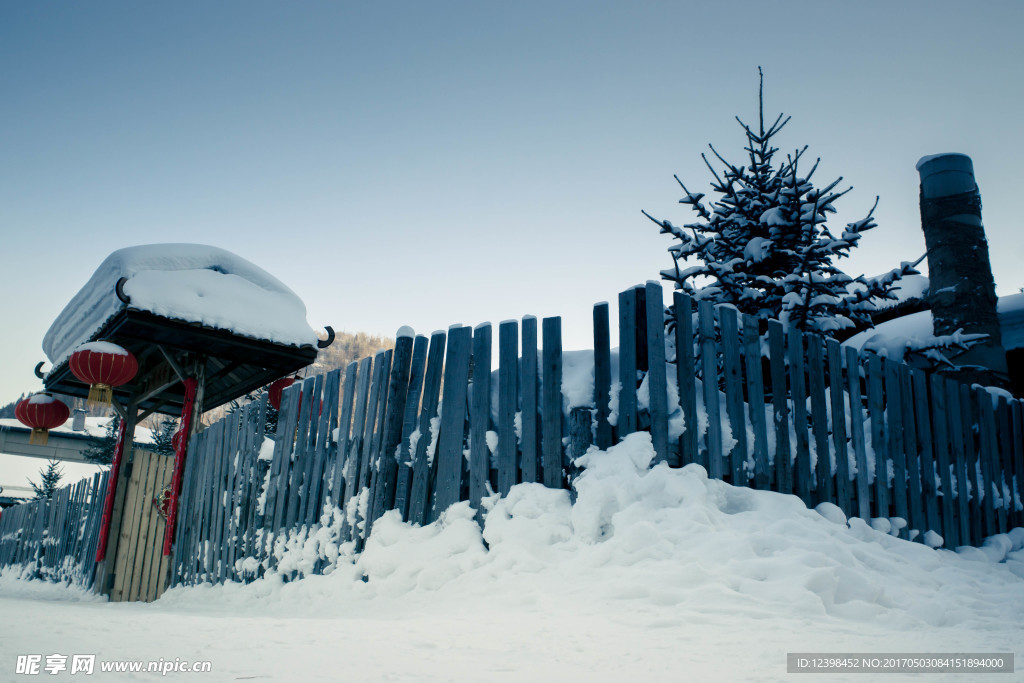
[
  {"xmin": 68, "ymin": 341, "xmax": 138, "ymax": 409},
  {"xmin": 16, "ymin": 393, "xmax": 70, "ymax": 445},
  {"xmin": 267, "ymin": 377, "xmax": 297, "ymax": 410}
]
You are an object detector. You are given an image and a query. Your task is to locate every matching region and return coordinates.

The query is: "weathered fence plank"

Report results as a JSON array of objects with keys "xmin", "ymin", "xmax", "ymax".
[
  {"xmin": 866, "ymin": 354, "xmax": 888, "ymax": 520},
  {"xmin": 521, "ymin": 316, "xmax": 540, "ymax": 484},
  {"xmin": 946, "ymin": 379, "xmax": 972, "ymax": 545},
  {"xmin": 826, "ymin": 339, "xmax": 850, "ymax": 516},
  {"xmin": 898, "ymin": 365, "xmax": 924, "ymax": 539},
  {"xmin": 699, "ymin": 301, "xmax": 722, "ymax": 478},
  {"xmin": 769, "ymin": 320, "xmax": 791, "ymax": 494},
  {"xmin": 744, "ymin": 314, "xmax": 769, "ymax": 489},
  {"xmin": 408, "ymin": 331, "xmax": 447, "ymax": 525},
  {"xmin": 469, "ymin": 324, "xmax": 493, "ymax": 514},
  {"xmin": 307, "ymin": 369, "xmax": 341, "ymax": 526},
  {"xmin": 845, "ymin": 346, "xmax": 870, "ymax": 521},
  {"xmin": 885, "ymin": 359, "xmax": 909, "ymax": 536},
  {"xmin": 592, "ymin": 304, "xmax": 613, "ymax": 451},
  {"xmin": 976, "ymin": 387, "xmax": 999, "ymax": 537},
  {"xmin": 330, "ymin": 362, "xmax": 358, "ymax": 508},
  {"xmin": 393, "ymin": 335, "xmax": 429, "ymax": 519},
  {"xmin": 643, "ymin": 282, "xmax": 667, "ymax": 464},
  {"xmin": 719, "ymin": 306, "xmax": 747, "ymax": 485},
  {"xmin": 1012, "ymin": 400, "xmax": 1024, "ymax": 529},
  {"xmin": 285, "ymin": 378, "xmax": 316, "ymax": 529},
  {"xmin": 498, "ymin": 320, "xmax": 519, "ymax": 495},
  {"xmin": 368, "ymin": 336, "xmax": 413, "ymax": 534},
  {"xmin": 912, "ymin": 368, "xmax": 941, "ymax": 539},
  {"xmin": 674, "ymin": 292, "xmax": 698, "ymax": 466},
  {"xmin": 806, "ymin": 335, "xmax": 832, "ymax": 504},
  {"xmin": 618, "ymin": 289, "xmax": 638, "ymax": 439},
  {"xmin": 996, "ymin": 397, "xmax": 1014, "ymax": 533},
  {"xmin": 646, "ymin": 282, "xmax": 670, "ymax": 466},
  {"xmin": 431, "ymin": 326, "xmax": 472, "ymax": 521},
  {"xmin": 353, "ymin": 352, "xmax": 386, "ymax": 540},
  {"xmin": 789, "ymin": 325, "xmax": 811, "ymax": 507},
  {"xmin": 930, "ymin": 374, "xmax": 957, "ymax": 547},
  {"xmin": 340, "ymin": 357, "xmax": 372, "ymax": 541},
  {"xmin": 541, "ymin": 317, "xmax": 563, "ymax": 489}
]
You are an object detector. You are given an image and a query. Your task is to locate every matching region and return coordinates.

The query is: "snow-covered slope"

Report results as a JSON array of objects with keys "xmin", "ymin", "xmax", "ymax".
[{"xmin": 42, "ymin": 244, "xmax": 318, "ymax": 370}]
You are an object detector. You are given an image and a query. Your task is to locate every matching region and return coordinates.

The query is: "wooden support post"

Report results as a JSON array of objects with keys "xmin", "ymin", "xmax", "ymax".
[{"xmin": 95, "ymin": 401, "xmax": 138, "ymax": 596}]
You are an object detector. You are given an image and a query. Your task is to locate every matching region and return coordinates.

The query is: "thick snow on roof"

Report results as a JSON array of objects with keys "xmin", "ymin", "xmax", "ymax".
[{"xmin": 43, "ymin": 244, "xmax": 318, "ymax": 368}]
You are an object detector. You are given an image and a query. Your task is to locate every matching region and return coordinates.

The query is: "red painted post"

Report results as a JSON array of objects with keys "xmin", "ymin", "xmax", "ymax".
[
  {"xmin": 95, "ymin": 418, "xmax": 128, "ymax": 562},
  {"xmin": 163, "ymin": 377, "xmax": 198, "ymax": 555}
]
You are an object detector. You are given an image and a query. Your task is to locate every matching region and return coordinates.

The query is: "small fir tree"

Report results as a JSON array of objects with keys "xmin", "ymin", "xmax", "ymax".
[
  {"xmin": 82, "ymin": 416, "xmax": 120, "ymax": 466},
  {"xmin": 644, "ymin": 69, "xmax": 920, "ymax": 335},
  {"xmin": 151, "ymin": 418, "xmax": 178, "ymax": 456},
  {"xmin": 30, "ymin": 459, "xmax": 64, "ymax": 500}
]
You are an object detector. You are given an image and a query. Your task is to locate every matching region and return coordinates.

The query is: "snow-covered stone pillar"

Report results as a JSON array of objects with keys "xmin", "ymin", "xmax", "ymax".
[{"xmin": 918, "ymin": 153, "xmax": 1008, "ymax": 388}]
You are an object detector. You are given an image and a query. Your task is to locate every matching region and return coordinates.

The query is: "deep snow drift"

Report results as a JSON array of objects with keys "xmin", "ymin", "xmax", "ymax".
[{"xmin": 1, "ymin": 433, "xmax": 1021, "ymax": 681}]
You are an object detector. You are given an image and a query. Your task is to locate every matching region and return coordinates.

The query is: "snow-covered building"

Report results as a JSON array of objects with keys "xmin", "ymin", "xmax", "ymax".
[{"xmin": 0, "ymin": 416, "xmax": 154, "ymax": 506}]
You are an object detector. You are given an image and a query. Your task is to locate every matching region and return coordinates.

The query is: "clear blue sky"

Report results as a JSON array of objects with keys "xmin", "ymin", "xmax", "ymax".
[{"xmin": 2, "ymin": 1, "xmax": 1022, "ymax": 400}]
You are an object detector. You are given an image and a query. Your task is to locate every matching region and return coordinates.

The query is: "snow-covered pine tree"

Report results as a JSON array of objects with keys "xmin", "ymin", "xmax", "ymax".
[
  {"xmin": 643, "ymin": 69, "xmax": 920, "ymax": 335},
  {"xmin": 30, "ymin": 459, "xmax": 64, "ymax": 500},
  {"xmin": 151, "ymin": 418, "xmax": 178, "ymax": 456}
]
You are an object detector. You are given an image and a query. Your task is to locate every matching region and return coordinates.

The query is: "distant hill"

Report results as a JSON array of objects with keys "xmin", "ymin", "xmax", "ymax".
[
  {"xmin": 305, "ymin": 330, "xmax": 396, "ymax": 381},
  {"xmin": 201, "ymin": 329, "xmax": 395, "ymax": 424}
]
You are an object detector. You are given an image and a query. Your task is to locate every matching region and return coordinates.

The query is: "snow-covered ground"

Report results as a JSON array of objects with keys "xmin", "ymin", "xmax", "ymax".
[{"xmin": 2, "ymin": 433, "xmax": 1022, "ymax": 681}]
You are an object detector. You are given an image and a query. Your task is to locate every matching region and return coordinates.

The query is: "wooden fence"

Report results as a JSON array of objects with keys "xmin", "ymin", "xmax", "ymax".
[
  {"xmin": 2, "ymin": 281, "xmax": 1022, "ymax": 591},
  {"xmin": 0, "ymin": 469, "xmax": 109, "ymax": 586}
]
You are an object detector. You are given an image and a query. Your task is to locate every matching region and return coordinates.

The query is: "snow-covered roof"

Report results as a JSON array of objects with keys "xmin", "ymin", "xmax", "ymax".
[
  {"xmin": 844, "ymin": 292, "xmax": 1024, "ymax": 356},
  {"xmin": 43, "ymin": 244, "xmax": 318, "ymax": 370},
  {"xmin": 0, "ymin": 416, "xmax": 155, "ymax": 445}
]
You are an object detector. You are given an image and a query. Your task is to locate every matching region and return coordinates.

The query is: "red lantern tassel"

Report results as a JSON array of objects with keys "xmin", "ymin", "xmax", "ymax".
[
  {"xmin": 29, "ymin": 428, "xmax": 49, "ymax": 446},
  {"xmin": 87, "ymin": 383, "xmax": 112, "ymax": 410}
]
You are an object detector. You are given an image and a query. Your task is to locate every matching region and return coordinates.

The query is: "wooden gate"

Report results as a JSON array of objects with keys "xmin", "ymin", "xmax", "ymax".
[{"xmin": 109, "ymin": 449, "xmax": 175, "ymax": 602}]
